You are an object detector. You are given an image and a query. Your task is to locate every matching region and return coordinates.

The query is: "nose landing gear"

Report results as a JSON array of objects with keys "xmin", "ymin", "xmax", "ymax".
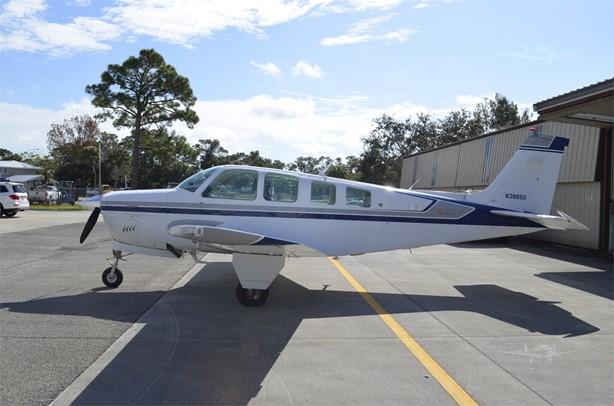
[{"xmin": 101, "ymin": 250, "xmax": 131, "ymax": 288}]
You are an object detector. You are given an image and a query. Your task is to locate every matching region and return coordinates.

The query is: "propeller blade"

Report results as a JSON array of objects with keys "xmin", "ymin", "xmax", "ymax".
[{"xmin": 80, "ymin": 207, "xmax": 100, "ymax": 244}]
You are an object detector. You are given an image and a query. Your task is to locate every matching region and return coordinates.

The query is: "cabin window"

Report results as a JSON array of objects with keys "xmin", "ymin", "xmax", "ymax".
[
  {"xmin": 203, "ymin": 169, "xmax": 258, "ymax": 200},
  {"xmin": 264, "ymin": 173, "xmax": 298, "ymax": 202},
  {"xmin": 310, "ymin": 181, "xmax": 336, "ymax": 205},
  {"xmin": 178, "ymin": 167, "xmax": 219, "ymax": 192},
  {"xmin": 346, "ymin": 187, "xmax": 371, "ymax": 208},
  {"xmin": 0, "ymin": 185, "xmax": 7, "ymax": 193}
]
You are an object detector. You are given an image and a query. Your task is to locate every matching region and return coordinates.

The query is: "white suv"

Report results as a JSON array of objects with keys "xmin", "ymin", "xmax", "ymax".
[{"xmin": 0, "ymin": 182, "xmax": 30, "ymax": 217}]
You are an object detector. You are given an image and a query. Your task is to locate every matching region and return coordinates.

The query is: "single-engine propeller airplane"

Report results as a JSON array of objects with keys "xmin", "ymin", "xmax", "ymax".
[{"xmin": 80, "ymin": 129, "xmax": 587, "ymax": 306}]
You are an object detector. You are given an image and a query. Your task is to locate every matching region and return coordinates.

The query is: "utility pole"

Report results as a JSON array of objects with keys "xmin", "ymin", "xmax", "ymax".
[{"xmin": 98, "ymin": 139, "xmax": 102, "ymax": 196}]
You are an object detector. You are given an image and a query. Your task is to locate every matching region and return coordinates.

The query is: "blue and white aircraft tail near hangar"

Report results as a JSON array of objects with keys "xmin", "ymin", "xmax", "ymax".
[{"xmin": 80, "ymin": 129, "xmax": 588, "ymax": 306}]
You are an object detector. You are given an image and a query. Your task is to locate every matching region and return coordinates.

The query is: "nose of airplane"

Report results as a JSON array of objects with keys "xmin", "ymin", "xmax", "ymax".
[{"xmin": 101, "ymin": 188, "xmax": 173, "ymax": 205}]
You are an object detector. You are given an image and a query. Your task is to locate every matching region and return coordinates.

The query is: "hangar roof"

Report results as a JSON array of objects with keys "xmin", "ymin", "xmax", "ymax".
[
  {"xmin": 0, "ymin": 160, "xmax": 42, "ymax": 170},
  {"xmin": 533, "ymin": 77, "xmax": 613, "ymax": 128}
]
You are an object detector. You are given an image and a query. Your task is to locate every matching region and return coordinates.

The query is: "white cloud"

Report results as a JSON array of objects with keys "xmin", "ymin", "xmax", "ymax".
[
  {"xmin": 292, "ymin": 60, "xmax": 323, "ymax": 78},
  {"xmin": 1, "ymin": 0, "xmax": 46, "ymax": 18},
  {"xmin": 413, "ymin": 2, "xmax": 430, "ymax": 8},
  {"xmin": 0, "ymin": 98, "xmax": 120, "ymax": 153},
  {"xmin": 322, "ymin": 0, "xmax": 406, "ymax": 12},
  {"xmin": 0, "ymin": 2, "xmax": 121, "ymax": 56},
  {"xmin": 320, "ymin": 13, "xmax": 416, "ymax": 46},
  {"xmin": 1, "ymin": 94, "xmax": 473, "ymax": 160},
  {"xmin": 0, "ymin": 0, "xmax": 422, "ymax": 55},
  {"xmin": 105, "ymin": 0, "xmax": 329, "ymax": 46},
  {"xmin": 455, "ymin": 94, "xmax": 492, "ymax": 108},
  {"xmin": 70, "ymin": 0, "xmax": 92, "ymax": 6},
  {"xmin": 500, "ymin": 46, "xmax": 574, "ymax": 63},
  {"xmin": 250, "ymin": 60, "xmax": 282, "ymax": 76}
]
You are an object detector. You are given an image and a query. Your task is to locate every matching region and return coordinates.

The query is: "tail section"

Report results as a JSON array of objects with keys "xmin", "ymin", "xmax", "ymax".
[{"xmin": 470, "ymin": 129, "xmax": 568, "ymax": 214}]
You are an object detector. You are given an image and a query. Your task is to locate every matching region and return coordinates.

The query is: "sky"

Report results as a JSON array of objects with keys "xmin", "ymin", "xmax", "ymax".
[{"xmin": 1, "ymin": 0, "xmax": 613, "ymax": 161}]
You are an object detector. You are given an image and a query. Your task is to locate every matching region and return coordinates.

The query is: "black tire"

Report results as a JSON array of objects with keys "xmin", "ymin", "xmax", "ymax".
[
  {"xmin": 0, "ymin": 204, "xmax": 3, "ymax": 217},
  {"xmin": 102, "ymin": 267, "xmax": 123, "ymax": 288},
  {"xmin": 235, "ymin": 283, "xmax": 268, "ymax": 307},
  {"xmin": 4, "ymin": 210, "xmax": 17, "ymax": 217}
]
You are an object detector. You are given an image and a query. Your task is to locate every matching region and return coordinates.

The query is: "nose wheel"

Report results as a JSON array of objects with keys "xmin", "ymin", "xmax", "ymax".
[
  {"xmin": 102, "ymin": 267, "xmax": 123, "ymax": 288},
  {"xmin": 101, "ymin": 250, "xmax": 129, "ymax": 288},
  {"xmin": 235, "ymin": 283, "xmax": 268, "ymax": 306}
]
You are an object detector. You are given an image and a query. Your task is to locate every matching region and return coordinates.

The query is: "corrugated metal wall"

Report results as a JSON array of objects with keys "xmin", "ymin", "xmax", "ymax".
[
  {"xmin": 400, "ymin": 122, "xmax": 602, "ymax": 250},
  {"xmin": 527, "ymin": 182, "xmax": 601, "ymax": 250}
]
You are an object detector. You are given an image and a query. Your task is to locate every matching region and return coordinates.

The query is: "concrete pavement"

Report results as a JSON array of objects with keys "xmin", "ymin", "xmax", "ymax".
[{"xmin": 0, "ymin": 214, "xmax": 612, "ymax": 405}]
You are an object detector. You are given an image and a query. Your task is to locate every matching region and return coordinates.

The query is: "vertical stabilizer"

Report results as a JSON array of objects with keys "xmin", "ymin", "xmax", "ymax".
[{"xmin": 470, "ymin": 129, "xmax": 569, "ymax": 214}]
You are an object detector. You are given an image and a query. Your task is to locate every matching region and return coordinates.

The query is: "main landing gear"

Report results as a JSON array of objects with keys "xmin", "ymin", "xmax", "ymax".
[
  {"xmin": 235, "ymin": 283, "xmax": 269, "ymax": 307},
  {"xmin": 101, "ymin": 250, "xmax": 130, "ymax": 288}
]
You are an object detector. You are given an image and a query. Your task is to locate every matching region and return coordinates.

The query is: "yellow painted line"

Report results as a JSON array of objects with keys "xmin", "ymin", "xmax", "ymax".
[{"xmin": 328, "ymin": 257, "xmax": 478, "ymax": 406}]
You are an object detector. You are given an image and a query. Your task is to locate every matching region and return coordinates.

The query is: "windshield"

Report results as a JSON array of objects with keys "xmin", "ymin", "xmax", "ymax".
[{"xmin": 178, "ymin": 167, "xmax": 220, "ymax": 192}]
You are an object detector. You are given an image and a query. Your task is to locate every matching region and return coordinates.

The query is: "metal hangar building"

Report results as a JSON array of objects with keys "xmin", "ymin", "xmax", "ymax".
[{"xmin": 401, "ymin": 78, "xmax": 613, "ymax": 253}]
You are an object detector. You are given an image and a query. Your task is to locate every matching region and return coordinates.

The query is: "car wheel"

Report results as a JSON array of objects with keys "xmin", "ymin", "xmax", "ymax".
[
  {"xmin": 4, "ymin": 210, "xmax": 17, "ymax": 217},
  {"xmin": 0, "ymin": 204, "xmax": 3, "ymax": 217}
]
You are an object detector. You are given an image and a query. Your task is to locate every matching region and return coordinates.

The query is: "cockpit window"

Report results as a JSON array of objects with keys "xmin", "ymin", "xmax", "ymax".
[
  {"xmin": 202, "ymin": 169, "xmax": 258, "ymax": 200},
  {"xmin": 178, "ymin": 167, "xmax": 219, "ymax": 192}
]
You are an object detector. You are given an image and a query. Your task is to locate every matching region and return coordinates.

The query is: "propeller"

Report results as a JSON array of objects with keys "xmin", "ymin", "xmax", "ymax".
[{"xmin": 80, "ymin": 207, "xmax": 100, "ymax": 244}]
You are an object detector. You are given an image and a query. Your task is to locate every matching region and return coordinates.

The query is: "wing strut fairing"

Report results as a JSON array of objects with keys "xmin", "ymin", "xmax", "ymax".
[{"xmin": 168, "ymin": 224, "xmax": 323, "ymax": 257}]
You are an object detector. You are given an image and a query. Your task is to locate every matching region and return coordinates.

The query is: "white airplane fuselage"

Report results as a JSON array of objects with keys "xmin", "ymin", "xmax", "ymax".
[{"xmin": 100, "ymin": 168, "xmax": 542, "ymax": 258}]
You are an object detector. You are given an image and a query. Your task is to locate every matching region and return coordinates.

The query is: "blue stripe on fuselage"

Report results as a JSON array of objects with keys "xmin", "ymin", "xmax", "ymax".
[{"xmin": 100, "ymin": 204, "xmax": 542, "ymax": 228}]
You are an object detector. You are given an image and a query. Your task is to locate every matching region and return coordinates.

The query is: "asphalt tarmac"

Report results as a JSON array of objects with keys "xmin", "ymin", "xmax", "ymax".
[{"xmin": 0, "ymin": 210, "xmax": 612, "ymax": 405}]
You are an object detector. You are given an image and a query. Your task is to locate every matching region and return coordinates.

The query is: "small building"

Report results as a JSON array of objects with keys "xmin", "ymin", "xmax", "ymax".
[
  {"xmin": 401, "ymin": 78, "xmax": 613, "ymax": 253},
  {"xmin": 0, "ymin": 160, "xmax": 44, "ymax": 189}
]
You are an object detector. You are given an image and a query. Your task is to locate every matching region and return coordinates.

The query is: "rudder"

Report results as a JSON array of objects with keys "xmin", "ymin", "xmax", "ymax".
[{"xmin": 470, "ymin": 129, "xmax": 569, "ymax": 214}]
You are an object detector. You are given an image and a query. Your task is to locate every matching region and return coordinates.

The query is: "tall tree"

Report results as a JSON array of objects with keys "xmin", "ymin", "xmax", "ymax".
[
  {"xmin": 132, "ymin": 128, "xmax": 199, "ymax": 188},
  {"xmin": 86, "ymin": 49, "xmax": 199, "ymax": 188},
  {"xmin": 0, "ymin": 148, "xmax": 22, "ymax": 161},
  {"xmin": 195, "ymin": 139, "xmax": 229, "ymax": 169},
  {"xmin": 47, "ymin": 115, "xmax": 100, "ymax": 186}
]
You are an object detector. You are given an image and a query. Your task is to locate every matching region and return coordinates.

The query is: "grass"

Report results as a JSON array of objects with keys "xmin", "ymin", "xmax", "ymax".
[{"xmin": 29, "ymin": 203, "xmax": 90, "ymax": 211}]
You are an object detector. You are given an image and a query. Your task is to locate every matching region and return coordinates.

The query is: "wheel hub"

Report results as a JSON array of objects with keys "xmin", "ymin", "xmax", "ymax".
[{"xmin": 245, "ymin": 289, "xmax": 261, "ymax": 300}]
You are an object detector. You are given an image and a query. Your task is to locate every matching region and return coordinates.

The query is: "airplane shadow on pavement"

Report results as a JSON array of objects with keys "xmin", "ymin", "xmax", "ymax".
[{"xmin": 0, "ymin": 261, "xmax": 600, "ymax": 405}]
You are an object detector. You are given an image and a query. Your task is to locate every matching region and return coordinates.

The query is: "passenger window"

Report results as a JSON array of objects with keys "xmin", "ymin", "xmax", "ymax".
[
  {"xmin": 264, "ymin": 173, "xmax": 298, "ymax": 202},
  {"xmin": 311, "ymin": 181, "xmax": 336, "ymax": 205},
  {"xmin": 346, "ymin": 187, "xmax": 371, "ymax": 208},
  {"xmin": 0, "ymin": 185, "xmax": 7, "ymax": 193},
  {"xmin": 202, "ymin": 170, "xmax": 258, "ymax": 200}
]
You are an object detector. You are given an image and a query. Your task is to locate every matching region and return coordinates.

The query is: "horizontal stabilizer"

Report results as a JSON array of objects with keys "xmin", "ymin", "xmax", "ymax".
[{"xmin": 491, "ymin": 210, "xmax": 589, "ymax": 231}]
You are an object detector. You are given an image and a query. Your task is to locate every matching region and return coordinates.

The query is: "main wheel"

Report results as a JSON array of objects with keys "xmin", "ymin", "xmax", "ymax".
[
  {"xmin": 235, "ymin": 283, "xmax": 268, "ymax": 307},
  {"xmin": 102, "ymin": 267, "xmax": 123, "ymax": 288}
]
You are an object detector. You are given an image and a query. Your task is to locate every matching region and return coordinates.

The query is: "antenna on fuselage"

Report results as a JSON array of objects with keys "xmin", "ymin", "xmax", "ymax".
[
  {"xmin": 408, "ymin": 179, "xmax": 420, "ymax": 190},
  {"xmin": 319, "ymin": 160, "xmax": 334, "ymax": 178}
]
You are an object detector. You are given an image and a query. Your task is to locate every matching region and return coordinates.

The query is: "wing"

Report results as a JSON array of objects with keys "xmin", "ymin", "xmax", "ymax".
[{"xmin": 168, "ymin": 224, "xmax": 323, "ymax": 257}]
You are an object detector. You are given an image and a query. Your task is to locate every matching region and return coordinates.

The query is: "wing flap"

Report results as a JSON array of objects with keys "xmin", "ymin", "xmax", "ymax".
[{"xmin": 491, "ymin": 210, "xmax": 589, "ymax": 231}]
